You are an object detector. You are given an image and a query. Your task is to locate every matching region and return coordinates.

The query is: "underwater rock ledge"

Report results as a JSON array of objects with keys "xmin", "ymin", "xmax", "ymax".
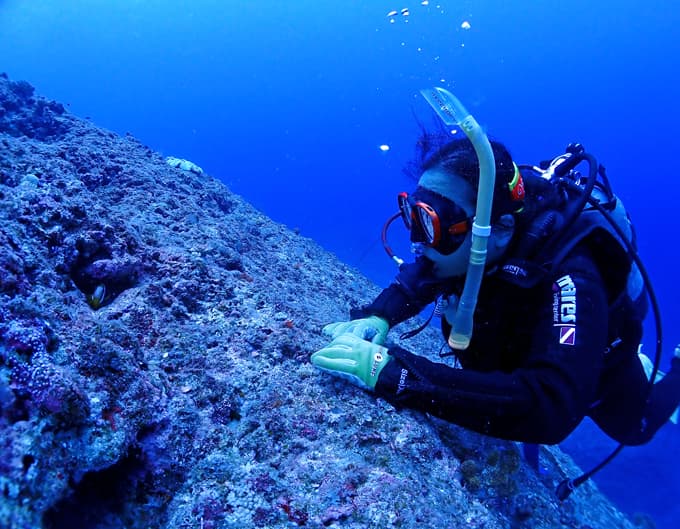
[{"xmin": 0, "ymin": 72, "xmax": 638, "ymax": 529}]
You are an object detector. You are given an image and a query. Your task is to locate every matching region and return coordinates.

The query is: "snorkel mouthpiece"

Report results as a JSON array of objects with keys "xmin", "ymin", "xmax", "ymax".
[{"xmin": 420, "ymin": 87, "xmax": 496, "ymax": 350}]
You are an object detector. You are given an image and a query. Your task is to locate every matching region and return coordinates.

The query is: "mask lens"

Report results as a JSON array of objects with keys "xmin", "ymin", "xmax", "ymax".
[
  {"xmin": 398, "ymin": 191, "xmax": 460, "ymax": 248},
  {"xmin": 417, "ymin": 208, "xmax": 437, "ymax": 243},
  {"xmin": 397, "ymin": 193, "xmax": 413, "ymax": 229}
]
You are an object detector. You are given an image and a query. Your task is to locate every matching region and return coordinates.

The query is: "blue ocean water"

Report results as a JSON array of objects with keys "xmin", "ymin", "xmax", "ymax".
[{"xmin": 1, "ymin": 0, "xmax": 678, "ymax": 526}]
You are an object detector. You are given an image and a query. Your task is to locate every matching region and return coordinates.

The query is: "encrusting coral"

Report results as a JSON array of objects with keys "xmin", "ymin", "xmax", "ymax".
[{"xmin": 0, "ymin": 72, "xmax": 640, "ymax": 528}]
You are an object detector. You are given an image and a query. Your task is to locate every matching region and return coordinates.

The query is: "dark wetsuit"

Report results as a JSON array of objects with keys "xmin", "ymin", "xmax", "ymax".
[{"xmin": 355, "ymin": 245, "xmax": 680, "ymax": 445}]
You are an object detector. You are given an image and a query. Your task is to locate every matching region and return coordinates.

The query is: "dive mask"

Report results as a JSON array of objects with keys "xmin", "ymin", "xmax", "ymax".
[{"xmin": 397, "ymin": 189, "xmax": 473, "ymax": 255}]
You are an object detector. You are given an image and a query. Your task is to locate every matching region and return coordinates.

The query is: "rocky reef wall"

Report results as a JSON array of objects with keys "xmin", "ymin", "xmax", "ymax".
[{"xmin": 0, "ymin": 73, "xmax": 637, "ymax": 529}]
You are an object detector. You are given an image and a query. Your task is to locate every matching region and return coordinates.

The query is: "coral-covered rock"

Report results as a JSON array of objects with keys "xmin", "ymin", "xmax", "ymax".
[
  {"xmin": 0, "ymin": 74, "xmax": 638, "ymax": 529},
  {"xmin": 0, "ymin": 74, "xmax": 67, "ymax": 141}
]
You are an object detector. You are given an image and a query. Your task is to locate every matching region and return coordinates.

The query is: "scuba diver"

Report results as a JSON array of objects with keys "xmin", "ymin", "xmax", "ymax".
[{"xmin": 311, "ymin": 88, "xmax": 680, "ymax": 498}]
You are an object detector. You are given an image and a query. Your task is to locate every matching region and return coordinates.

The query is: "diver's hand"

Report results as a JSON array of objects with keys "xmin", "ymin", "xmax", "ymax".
[
  {"xmin": 311, "ymin": 333, "xmax": 391, "ymax": 390},
  {"xmin": 322, "ymin": 316, "xmax": 389, "ymax": 345}
]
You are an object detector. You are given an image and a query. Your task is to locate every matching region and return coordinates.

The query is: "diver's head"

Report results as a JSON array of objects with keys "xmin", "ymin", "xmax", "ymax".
[{"xmin": 399, "ymin": 138, "xmax": 523, "ymax": 278}]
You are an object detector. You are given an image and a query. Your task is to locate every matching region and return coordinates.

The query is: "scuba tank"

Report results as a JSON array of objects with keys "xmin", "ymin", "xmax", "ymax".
[
  {"xmin": 501, "ymin": 144, "xmax": 663, "ymax": 499},
  {"xmin": 502, "ymin": 144, "xmax": 644, "ymax": 307}
]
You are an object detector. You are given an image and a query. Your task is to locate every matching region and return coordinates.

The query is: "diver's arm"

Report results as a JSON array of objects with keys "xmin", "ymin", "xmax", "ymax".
[
  {"xmin": 374, "ymin": 252, "xmax": 609, "ymax": 445},
  {"xmin": 351, "ymin": 257, "xmax": 446, "ymax": 327}
]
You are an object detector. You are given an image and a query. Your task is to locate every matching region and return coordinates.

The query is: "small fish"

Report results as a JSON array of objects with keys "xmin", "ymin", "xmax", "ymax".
[
  {"xmin": 401, "ymin": 8, "xmax": 410, "ymax": 16},
  {"xmin": 87, "ymin": 283, "xmax": 106, "ymax": 309},
  {"xmin": 387, "ymin": 10, "xmax": 398, "ymax": 17}
]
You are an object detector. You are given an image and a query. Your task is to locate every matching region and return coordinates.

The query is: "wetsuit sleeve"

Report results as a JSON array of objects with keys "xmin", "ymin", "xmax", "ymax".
[
  {"xmin": 350, "ymin": 257, "xmax": 446, "ymax": 327},
  {"xmin": 374, "ymin": 251, "xmax": 609, "ymax": 445}
]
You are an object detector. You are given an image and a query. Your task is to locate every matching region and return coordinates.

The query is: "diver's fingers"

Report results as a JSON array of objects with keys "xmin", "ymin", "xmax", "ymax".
[{"xmin": 322, "ymin": 321, "xmax": 352, "ymax": 338}]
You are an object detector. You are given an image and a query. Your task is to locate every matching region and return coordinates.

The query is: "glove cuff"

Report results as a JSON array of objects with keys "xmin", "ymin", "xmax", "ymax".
[
  {"xmin": 373, "ymin": 346, "xmax": 414, "ymax": 397},
  {"xmin": 365, "ymin": 347, "xmax": 392, "ymax": 389}
]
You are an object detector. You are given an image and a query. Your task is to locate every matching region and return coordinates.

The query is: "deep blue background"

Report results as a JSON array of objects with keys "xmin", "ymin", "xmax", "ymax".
[{"xmin": 2, "ymin": 1, "xmax": 679, "ymax": 526}]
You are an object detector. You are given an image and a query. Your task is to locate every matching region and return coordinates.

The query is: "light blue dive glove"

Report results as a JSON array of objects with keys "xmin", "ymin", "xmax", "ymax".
[
  {"xmin": 311, "ymin": 333, "xmax": 391, "ymax": 390},
  {"xmin": 322, "ymin": 315, "xmax": 389, "ymax": 345}
]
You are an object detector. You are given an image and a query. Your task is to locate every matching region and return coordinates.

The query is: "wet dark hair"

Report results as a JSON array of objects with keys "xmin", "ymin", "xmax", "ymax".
[{"xmin": 404, "ymin": 125, "xmax": 519, "ymax": 221}]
